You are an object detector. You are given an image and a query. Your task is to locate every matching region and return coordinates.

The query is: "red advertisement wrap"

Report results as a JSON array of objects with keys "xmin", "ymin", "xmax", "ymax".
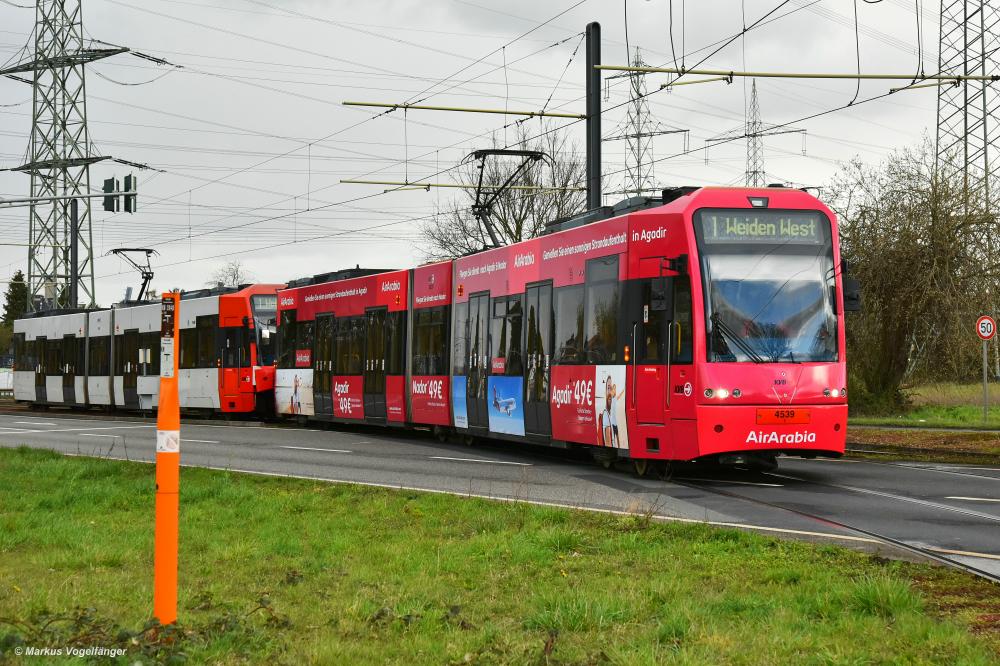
[
  {"xmin": 549, "ymin": 365, "xmax": 598, "ymax": 445},
  {"xmin": 386, "ymin": 375, "xmax": 405, "ymax": 422},
  {"xmin": 491, "ymin": 357, "xmax": 506, "ymax": 374},
  {"xmin": 453, "ymin": 218, "xmax": 628, "ymax": 301},
  {"xmin": 332, "ymin": 375, "xmax": 364, "ymax": 419},
  {"xmin": 277, "ymin": 270, "xmax": 409, "ymax": 321},
  {"xmin": 409, "ymin": 375, "xmax": 450, "ymax": 426},
  {"xmin": 295, "ymin": 349, "xmax": 311, "ymax": 368},
  {"xmin": 412, "ymin": 261, "xmax": 452, "ymax": 309}
]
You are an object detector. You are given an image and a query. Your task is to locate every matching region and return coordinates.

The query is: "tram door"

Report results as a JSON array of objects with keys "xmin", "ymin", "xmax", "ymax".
[
  {"xmin": 123, "ymin": 329, "xmax": 140, "ymax": 410},
  {"xmin": 465, "ymin": 292, "xmax": 490, "ymax": 429},
  {"xmin": 34, "ymin": 337, "xmax": 47, "ymax": 402},
  {"xmin": 220, "ymin": 319, "xmax": 243, "ymax": 399},
  {"xmin": 364, "ymin": 307, "xmax": 387, "ymax": 420},
  {"xmin": 314, "ymin": 314, "xmax": 334, "ymax": 418},
  {"xmin": 62, "ymin": 335, "xmax": 76, "ymax": 404},
  {"xmin": 524, "ymin": 283, "xmax": 552, "ymax": 437},
  {"xmin": 636, "ymin": 279, "xmax": 669, "ymax": 424}
]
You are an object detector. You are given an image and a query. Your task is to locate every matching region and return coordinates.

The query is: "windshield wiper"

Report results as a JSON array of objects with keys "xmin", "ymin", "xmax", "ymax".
[{"xmin": 710, "ymin": 313, "xmax": 765, "ymax": 364}]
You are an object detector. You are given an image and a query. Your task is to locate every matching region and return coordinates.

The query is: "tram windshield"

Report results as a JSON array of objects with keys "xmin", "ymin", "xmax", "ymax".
[
  {"xmin": 695, "ymin": 209, "xmax": 838, "ymax": 364},
  {"xmin": 251, "ymin": 294, "xmax": 278, "ymax": 365}
]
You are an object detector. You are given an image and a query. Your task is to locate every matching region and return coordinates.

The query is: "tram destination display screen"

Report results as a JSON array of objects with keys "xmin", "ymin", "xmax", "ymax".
[{"xmin": 698, "ymin": 210, "xmax": 826, "ymax": 246}]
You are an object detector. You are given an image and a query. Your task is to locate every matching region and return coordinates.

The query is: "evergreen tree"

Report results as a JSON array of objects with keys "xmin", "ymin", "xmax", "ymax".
[{"xmin": 2, "ymin": 270, "xmax": 28, "ymax": 326}]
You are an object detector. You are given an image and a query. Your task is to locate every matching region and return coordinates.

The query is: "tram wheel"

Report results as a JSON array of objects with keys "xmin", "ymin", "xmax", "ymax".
[
  {"xmin": 433, "ymin": 426, "xmax": 449, "ymax": 443},
  {"xmin": 632, "ymin": 459, "xmax": 650, "ymax": 478},
  {"xmin": 654, "ymin": 461, "xmax": 673, "ymax": 481},
  {"xmin": 462, "ymin": 434, "xmax": 476, "ymax": 447},
  {"xmin": 593, "ymin": 449, "xmax": 617, "ymax": 469}
]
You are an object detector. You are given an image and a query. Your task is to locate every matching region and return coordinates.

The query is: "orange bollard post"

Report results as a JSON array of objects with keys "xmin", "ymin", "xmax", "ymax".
[{"xmin": 154, "ymin": 292, "xmax": 181, "ymax": 625}]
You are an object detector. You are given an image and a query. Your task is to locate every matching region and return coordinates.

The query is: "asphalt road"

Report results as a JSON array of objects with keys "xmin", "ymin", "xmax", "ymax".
[{"xmin": 1, "ymin": 411, "xmax": 998, "ymax": 576}]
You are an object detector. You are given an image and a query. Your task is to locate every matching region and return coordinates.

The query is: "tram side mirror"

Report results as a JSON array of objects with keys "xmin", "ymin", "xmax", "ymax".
[
  {"xmin": 843, "ymin": 276, "xmax": 862, "ymax": 312},
  {"xmin": 651, "ymin": 277, "xmax": 674, "ymax": 317}
]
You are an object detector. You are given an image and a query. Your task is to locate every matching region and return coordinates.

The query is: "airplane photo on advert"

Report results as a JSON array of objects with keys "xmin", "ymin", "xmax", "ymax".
[{"xmin": 487, "ymin": 376, "xmax": 525, "ymax": 436}]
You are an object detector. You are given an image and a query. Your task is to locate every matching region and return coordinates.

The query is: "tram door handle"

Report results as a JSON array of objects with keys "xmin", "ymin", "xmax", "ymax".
[{"xmin": 630, "ymin": 322, "xmax": 637, "ymax": 408}]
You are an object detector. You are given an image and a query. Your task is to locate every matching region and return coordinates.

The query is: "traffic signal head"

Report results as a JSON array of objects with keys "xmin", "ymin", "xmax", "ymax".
[
  {"xmin": 124, "ymin": 174, "xmax": 137, "ymax": 213},
  {"xmin": 103, "ymin": 177, "xmax": 120, "ymax": 212}
]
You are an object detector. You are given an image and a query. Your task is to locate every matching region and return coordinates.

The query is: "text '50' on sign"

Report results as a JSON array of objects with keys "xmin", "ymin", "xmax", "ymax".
[{"xmin": 976, "ymin": 315, "xmax": 996, "ymax": 341}]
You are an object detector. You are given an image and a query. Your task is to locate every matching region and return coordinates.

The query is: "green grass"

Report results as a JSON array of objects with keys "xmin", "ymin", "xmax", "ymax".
[
  {"xmin": 850, "ymin": 383, "xmax": 1000, "ymax": 429},
  {"xmin": 1, "ymin": 447, "xmax": 998, "ymax": 664}
]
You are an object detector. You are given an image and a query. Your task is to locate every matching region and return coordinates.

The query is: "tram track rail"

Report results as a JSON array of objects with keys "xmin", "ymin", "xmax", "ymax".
[{"xmin": 671, "ymin": 471, "xmax": 1000, "ymax": 586}]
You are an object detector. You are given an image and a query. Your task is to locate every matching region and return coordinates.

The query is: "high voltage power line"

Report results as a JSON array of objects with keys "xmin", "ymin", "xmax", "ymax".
[{"xmin": 0, "ymin": 0, "xmax": 944, "ymax": 292}]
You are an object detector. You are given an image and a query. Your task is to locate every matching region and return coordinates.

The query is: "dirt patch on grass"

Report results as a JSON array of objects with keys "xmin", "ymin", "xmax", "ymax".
[{"xmin": 846, "ymin": 426, "xmax": 1000, "ymax": 464}]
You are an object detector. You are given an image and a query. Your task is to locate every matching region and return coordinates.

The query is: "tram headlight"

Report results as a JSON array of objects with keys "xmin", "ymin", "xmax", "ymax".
[
  {"xmin": 732, "ymin": 388, "xmax": 742, "ymax": 398},
  {"xmin": 841, "ymin": 387, "xmax": 847, "ymax": 397},
  {"xmin": 704, "ymin": 388, "xmax": 714, "ymax": 398},
  {"xmin": 830, "ymin": 388, "xmax": 840, "ymax": 398},
  {"xmin": 716, "ymin": 388, "xmax": 730, "ymax": 399}
]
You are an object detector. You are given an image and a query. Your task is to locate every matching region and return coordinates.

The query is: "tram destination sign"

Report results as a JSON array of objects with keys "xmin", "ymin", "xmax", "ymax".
[{"xmin": 700, "ymin": 211, "xmax": 824, "ymax": 246}]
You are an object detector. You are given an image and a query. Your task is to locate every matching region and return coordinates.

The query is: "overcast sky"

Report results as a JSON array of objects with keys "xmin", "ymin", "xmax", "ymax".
[{"xmin": 0, "ymin": 0, "xmax": 940, "ymax": 304}]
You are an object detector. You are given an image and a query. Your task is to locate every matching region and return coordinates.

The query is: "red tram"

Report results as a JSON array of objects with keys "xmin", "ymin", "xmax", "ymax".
[{"xmin": 275, "ymin": 186, "xmax": 855, "ymax": 470}]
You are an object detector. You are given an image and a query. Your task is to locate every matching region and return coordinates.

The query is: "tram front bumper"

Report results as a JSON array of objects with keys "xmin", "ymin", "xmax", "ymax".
[{"xmin": 691, "ymin": 404, "xmax": 847, "ymax": 458}]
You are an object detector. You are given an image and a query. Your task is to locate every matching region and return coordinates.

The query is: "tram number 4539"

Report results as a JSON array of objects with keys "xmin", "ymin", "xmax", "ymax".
[{"xmin": 756, "ymin": 408, "xmax": 811, "ymax": 425}]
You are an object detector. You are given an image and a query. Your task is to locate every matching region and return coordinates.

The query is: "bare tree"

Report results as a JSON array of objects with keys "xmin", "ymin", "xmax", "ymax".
[
  {"xmin": 420, "ymin": 127, "xmax": 586, "ymax": 259},
  {"xmin": 209, "ymin": 259, "xmax": 255, "ymax": 288},
  {"xmin": 827, "ymin": 137, "xmax": 1000, "ymax": 410}
]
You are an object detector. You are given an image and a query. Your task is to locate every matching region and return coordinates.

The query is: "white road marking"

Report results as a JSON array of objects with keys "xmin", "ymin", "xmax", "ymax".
[
  {"xmin": 946, "ymin": 496, "xmax": 1000, "ymax": 503},
  {"xmin": 182, "ymin": 439, "xmax": 220, "ymax": 444},
  {"xmin": 81, "ymin": 433, "xmax": 122, "ymax": 438},
  {"xmin": 0, "ymin": 424, "xmax": 154, "ymax": 435},
  {"xmin": 924, "ymin": 546, "xmax": 1000, "ymax": 561},
  {"xmin": 429, "ymin": 456, "xmax": 531, "ymax": 466},
  {"xmin": 279, "ymin": 446, "xmax": 351, "ymax": 454},
  {"xmin": 15, "ymin": 421, "xmax": 56, "ymax": 426},
  {"xmin": 934, "ymin": 466, "xmax": 1000, "ymax": 472},
  {"xmin": 767, "ymin": 472, "xmax": 1000, "ymax": 523}
]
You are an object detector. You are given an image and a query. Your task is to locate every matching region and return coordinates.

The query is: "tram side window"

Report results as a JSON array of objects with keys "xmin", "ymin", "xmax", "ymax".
[
  {"xmin": 553, "ymin": 285, "xmax": 585, "ymax": 364},
  {"xmin": 221, "ymin": 328, "xmax": 248, "ymax": 368},
  {"xmin": 47, "ymin": 341, "xmax": 61, "ymax": 374},
  {"xmin": 452, "ymin": 302, "xmax": 468, "ymax": 375},
  {"xmin": 13, "ymin": 333, "xmax": 25, "ymax": 371},
  {"xmin": 386, "ymin": 311, "xmax": 406, "ymax": 376},
  {"xmin": 637, "ymin": 277, "xmax": 694, "ymax": 363},
  {"xmin": 298, "ymin": 321, "xmax": 315, "ymax": 361},
  {"xmin": 671, "ymin": 277, "xmax": 693, "ymax": 364},
  {"xmin": 140, "ymin": 332, "xmax": 160, "ymax": 375},
  {"xmin": 113, "ymin": 335, "xmax": 125, "ymax": 374},
  {"xmin": 36, "ymin": 339, "xmax": 46, "ymax": 373},
  {"xmin": 277, "ymin": 310, "xmax": 297, "ymax": 369},
  {"xmin": 89, "ymin": 336, "xmax": 110, "ymax": 375},
  {"xmin": 413, "ymin": 306, "xmax": 448, "ymax": 375},
  {"xmin": 196, "ymin": 315, "xmax": 219, "ymax": 367},
  {"xmin": 335, "ymin": 317, "xmax": 364, "ymax": 375},
  {"xmin": 490, "ymin": 296, "xmax": 523, "ymax": 375},
  {"xmin": 584, "ymin": 256, "xmax": 620, "ymax": 364},
  {"xmin": 179, "ymin": 328, "xmax": 198, "ymax": 369}
]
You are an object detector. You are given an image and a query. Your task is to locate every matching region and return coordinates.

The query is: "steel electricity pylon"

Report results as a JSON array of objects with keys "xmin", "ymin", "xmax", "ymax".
[
  {"xmin": 935, "ymin": 0, "xmax": 999, "ymax": 210},
  {"xmin": 0, "ymin": 1, "xmax": 127, "ymax": 310},
  {"xmin": 705, "ymin": 80, "xmax": 805, "ymax": 188},
  {"xmin": 935, "ymin": 0, "xmax": 1000, "ymax": 378},
  {"xmin": 604, "ymin": 48, "xmax": 688, "ymax": 197}
]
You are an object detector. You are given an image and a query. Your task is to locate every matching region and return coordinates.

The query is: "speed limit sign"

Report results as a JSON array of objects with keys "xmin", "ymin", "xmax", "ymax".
[{"xmin": 977, "ymin": 315, "xmax": 996, "ymax": 341}]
